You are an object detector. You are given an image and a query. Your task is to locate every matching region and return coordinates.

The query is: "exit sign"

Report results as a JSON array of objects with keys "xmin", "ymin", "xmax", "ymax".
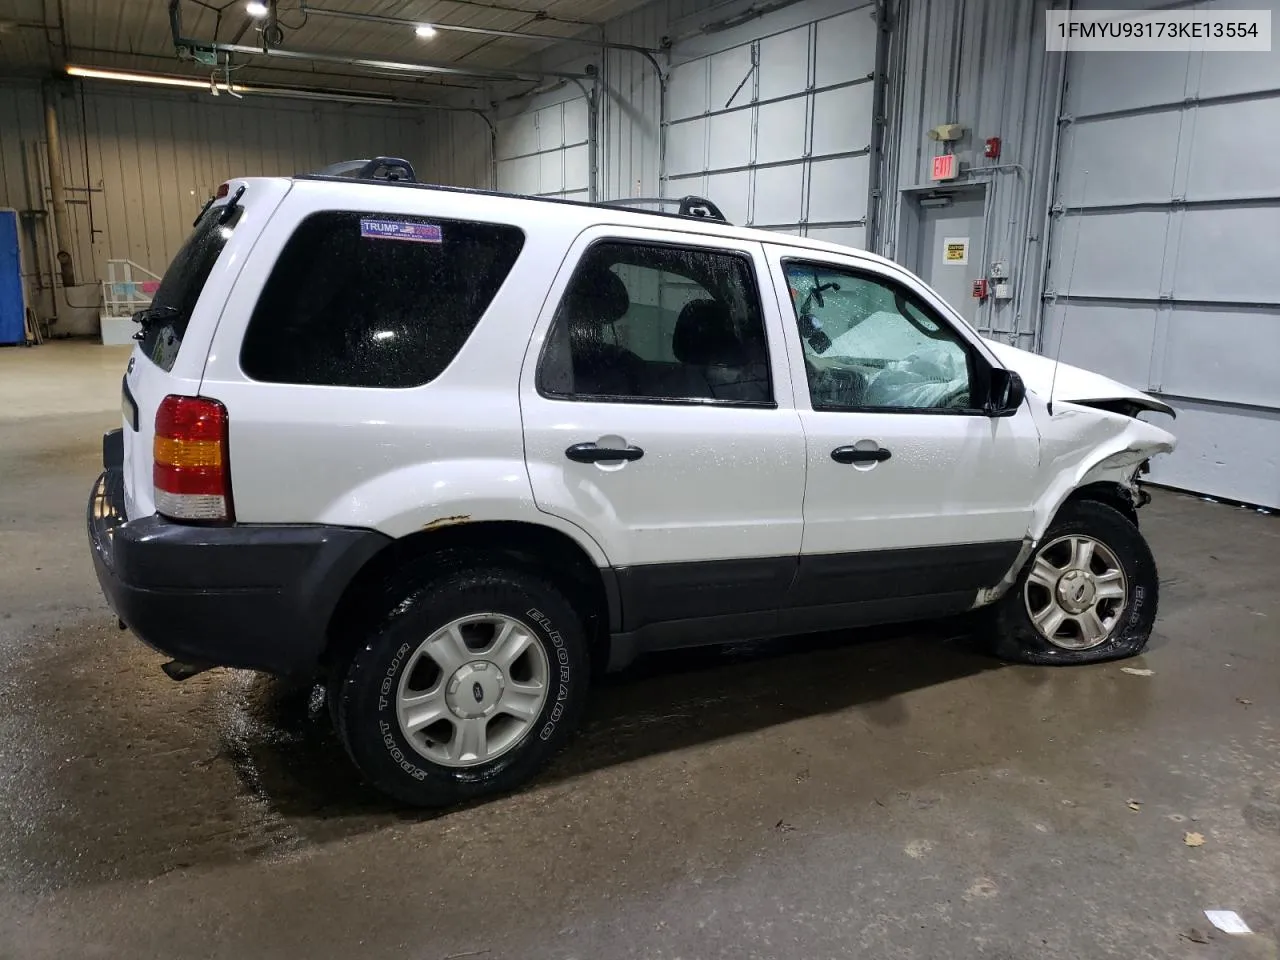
[{"xmin": 932, "ymin": 154, "xmax": 957, "ymax": 180}]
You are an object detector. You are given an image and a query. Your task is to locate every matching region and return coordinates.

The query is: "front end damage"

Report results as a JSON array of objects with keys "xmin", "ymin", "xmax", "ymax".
[{"xmin": 973, "ymin": 340, "xmax": 1178, "ymax": 608}]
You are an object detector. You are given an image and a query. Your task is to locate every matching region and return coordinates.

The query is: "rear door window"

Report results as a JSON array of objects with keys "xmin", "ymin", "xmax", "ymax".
[
  {"xmin": 140, "ymin": 205, "xmax": 243, "ymax": 372},
  {"xmin": 239, "ymin": 212, "xmax": 525, "ymax": 388},
  {"xmin": 536, "ymin": 240, "xmax": 773, "ymax": 405}
]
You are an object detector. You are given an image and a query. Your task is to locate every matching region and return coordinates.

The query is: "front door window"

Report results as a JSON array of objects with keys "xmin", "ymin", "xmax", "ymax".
[{"xmin": 782, "ymin": 261, "xmax": 979, "ymax": 413}]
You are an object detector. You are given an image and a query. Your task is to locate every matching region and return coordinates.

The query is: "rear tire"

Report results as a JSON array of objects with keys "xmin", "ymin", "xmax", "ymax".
[
  {"xmin": 330, "ymin": 565, "xmax": 589, "ymax": 807},
  {"xmin": 988, "ymin": 499, "xmax": 1158, "ymax": 666}
]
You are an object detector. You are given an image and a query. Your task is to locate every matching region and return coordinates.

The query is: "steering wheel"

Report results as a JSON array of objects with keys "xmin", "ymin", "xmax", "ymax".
[
  {"xmin": 894, "ymin": 293, "xmax": 950, "ymax": 341},
  {"xmin": 935, "ymin": 383, "xmax": 971, "ymax": 409},
  {"xmin": 807, "ymin": 361, "xmax": 866, "ymax": 407}
]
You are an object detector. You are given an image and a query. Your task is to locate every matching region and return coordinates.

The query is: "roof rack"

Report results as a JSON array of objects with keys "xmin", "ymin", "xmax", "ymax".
[
  {"xmin": 311, "ymin": 157, "xmax": 418, "ymax": 183},
  {"xmin": 598, "ymin": 196, "xmax": 729, "ymax": 224},
  {"xmin": 289, "ymin": 172, "xmax": 733, "ymax": 229}
]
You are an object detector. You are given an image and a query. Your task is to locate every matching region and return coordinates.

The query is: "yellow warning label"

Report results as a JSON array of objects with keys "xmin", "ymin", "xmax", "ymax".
[{"xmin": 943, "ymin": 237, "xmax": 969, "ymax": 265}]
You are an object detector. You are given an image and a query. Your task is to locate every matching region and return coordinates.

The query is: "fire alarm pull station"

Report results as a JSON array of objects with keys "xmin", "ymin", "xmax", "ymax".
[
  {"xmin": 971, "ymin": 278, "xmax": 989, "ymax": 301},
  {"xmin": 984, "ymin": 137, "xmax": 1001, "ymax": 159}
]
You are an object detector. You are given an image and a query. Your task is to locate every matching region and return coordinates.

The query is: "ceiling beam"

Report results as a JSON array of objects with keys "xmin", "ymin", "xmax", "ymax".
[
  {"xmin": 300, "ymin": 5, "xmax": 660, "ymax": 54},
  {"xmin": 168, "ymin": 0, "xmax": 593, "ymax": 84},
  {"xmin": 195, "ymin": 40, "xmax": 592, "ymax": 83}
]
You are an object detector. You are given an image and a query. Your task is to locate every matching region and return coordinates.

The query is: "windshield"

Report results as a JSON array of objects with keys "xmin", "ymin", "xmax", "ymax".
[{"xmin": 139, "ymin": 205, "xmax": 242, "ymax": 371}]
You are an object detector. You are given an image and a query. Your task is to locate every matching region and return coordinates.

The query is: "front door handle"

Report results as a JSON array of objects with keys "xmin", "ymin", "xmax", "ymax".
[
  {"xmin": 565, "ymin": 442, "xmax": 645, "ymax": 464},
  {"xmin": 831, "ymin": 445, "xmax": 891, "ymax": 464}
]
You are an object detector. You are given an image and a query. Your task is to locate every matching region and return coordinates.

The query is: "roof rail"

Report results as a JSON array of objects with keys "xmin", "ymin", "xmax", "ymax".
[
  {"xmin": 311, "ymin": 157, "xmax": 418, "ymax": 183},
  {"xmin": 599, "ymin": 196, "xmax": 729, "ymax": 224}
]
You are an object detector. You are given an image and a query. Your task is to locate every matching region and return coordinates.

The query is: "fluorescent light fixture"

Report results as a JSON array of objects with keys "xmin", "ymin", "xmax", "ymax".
[
  {"xmin": 67, "ymin": 65, "xmax": 241, "ymax": 93},
  {"xmin": 415, "ymin": 23, "xmax": 437, "ymax": 38},
  {"xmin": 246, "ymin": 1, "xmax": 270, "ymax": 17},
  {"xmin": 66, "ymin": 64, "xmax": 430, "ymax": 108}
]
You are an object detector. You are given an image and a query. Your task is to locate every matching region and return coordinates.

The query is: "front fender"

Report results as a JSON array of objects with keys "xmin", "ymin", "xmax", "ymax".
[
  {"xmin": 313, "ymin": 458, "xmax": 612, "ymax": 568},
  {"xmin": 1028, "ymin": 401, "xmax": 1176, "ymax": 540}
]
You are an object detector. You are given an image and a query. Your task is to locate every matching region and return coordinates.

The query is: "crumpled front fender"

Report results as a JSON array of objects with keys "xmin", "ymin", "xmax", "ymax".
[{"xmin": 1027, "ymin": 400, "xmax": 1177, "ymax": 541}]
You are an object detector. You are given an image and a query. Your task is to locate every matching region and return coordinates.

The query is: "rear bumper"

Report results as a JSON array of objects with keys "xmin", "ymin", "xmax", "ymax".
[{"xmin": 87, "ymin": 439, "xmax": 389, "ymax": 676}]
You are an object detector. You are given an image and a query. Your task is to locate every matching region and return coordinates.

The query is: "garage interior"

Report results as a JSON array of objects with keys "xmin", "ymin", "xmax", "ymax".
[{"xmin": 1, "ymin": 0, "xmax": 1278, "ymax": 956}]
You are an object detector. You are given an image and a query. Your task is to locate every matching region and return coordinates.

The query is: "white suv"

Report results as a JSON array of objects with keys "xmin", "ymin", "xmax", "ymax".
[{"xmin": 88, "ymin": 158, "xmax": 1176, "ymax": 807}]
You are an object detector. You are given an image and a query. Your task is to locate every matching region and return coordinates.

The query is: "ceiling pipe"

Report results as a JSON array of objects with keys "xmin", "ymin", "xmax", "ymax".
[
  {"xmin": 168, "ymin": 0, "xmax": 590, "ymax": 82},
  {"xmin": 300, "ymin": 3, "xmax": 662, "ymax": 55}
]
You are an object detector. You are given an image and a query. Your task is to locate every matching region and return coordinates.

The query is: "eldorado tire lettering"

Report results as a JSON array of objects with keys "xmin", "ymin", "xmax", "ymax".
[
  {"xmin": 1128, "ymin": 585, "xmax": 1145, "ymax": 626},
  {"xmin": 527, "ymin": 608, "xmax": 571, "ymax": 741}
]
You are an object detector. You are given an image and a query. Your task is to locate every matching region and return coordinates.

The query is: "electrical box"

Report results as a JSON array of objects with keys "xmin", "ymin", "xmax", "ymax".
[
  {"xmin": 990, "ymin": 260, "xmax": 1009, "ymax": 280},
  {"xmin": 994, "ymin": 282, "xmax": 1013, "ymax": 300}
]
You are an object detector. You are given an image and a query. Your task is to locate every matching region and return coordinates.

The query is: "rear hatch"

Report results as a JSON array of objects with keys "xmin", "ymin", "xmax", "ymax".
[{"xmin": 120, "ymin": 178, "xmax": 289, "ymax": 519}]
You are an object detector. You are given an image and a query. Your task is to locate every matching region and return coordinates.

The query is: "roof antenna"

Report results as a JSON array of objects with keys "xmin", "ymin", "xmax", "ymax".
[{"xmin": 1047, "ymin": 168, "xmax": 1087, "ymax": 417}]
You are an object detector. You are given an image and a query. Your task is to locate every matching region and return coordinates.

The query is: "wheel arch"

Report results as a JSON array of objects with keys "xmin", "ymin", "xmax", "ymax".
[
  {"xmin": 324, "ymin": 520, "xmax": 616, "ymax": 675},
  {"xmin": 1059, "ymin": 480, "xmax": 1139, "ymax": 528}
]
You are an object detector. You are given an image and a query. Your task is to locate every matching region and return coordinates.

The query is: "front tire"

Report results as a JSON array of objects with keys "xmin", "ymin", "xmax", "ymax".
[
  {"xmin": 330, "ymin": 565, "xmax": 590, "ymax": 807},
  {"xmin": 988, "ymin": 499, "xmax": 1159, "ymax": 665}
]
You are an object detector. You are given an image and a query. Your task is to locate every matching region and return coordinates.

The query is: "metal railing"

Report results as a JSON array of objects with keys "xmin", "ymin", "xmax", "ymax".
[{"xmin": 101, "ymin": 259, "xmax": 161, "ymax": 317}]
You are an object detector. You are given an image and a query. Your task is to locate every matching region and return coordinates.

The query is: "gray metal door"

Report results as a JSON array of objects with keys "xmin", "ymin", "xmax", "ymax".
[
  {"xmin": 662, "ymin": 0, "xmax": 881, "ymax": 247},
  {"xmin": 495, "ymin": 90, "xmax": 591, "ymax": 201},
  {"xmin": 1042, "ymin": 6, "xmax": 1280, "ymax": 508},
  {"xmin": 916, "ymin": 189, "xmax": 986, "ymax": 328}
]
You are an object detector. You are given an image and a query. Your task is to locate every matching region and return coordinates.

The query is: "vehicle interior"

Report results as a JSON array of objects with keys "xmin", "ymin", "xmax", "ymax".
[
  {"xmin": 539, "ymin": 242, "xmax": 773, "ymax": 404},
  {"xmin": 784, "ymin": 262, "xmax": 975, "ymax": 411}
]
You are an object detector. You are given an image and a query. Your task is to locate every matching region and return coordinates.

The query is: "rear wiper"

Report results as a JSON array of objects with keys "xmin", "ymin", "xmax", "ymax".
[
  {"xmin": 130, "ymin": 305, "xmax": 179, "ymax": 340},
  {"xmin": 192, "ymin": 194, "xmax": 216, "ymax": 227},
  {"xmin": 218, "ymin": 184, "xmax": 246, "ymax": 224}
]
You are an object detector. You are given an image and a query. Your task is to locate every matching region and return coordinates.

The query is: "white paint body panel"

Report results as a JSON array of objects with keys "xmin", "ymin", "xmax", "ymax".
[
  {"xmin": 982, "ymin": 340, "xmax": 1178, "ymax": 540},
  {"xmin": 518, "ymin": 228, "xmax": 807, "ymax": 566},
  {"xmin": 120, "ymin": 178, "xmax": 292, "ymax": 520},
  {"xmin": 117, "ymin": 176, "xmax": 1177, "ymax": 599},
  {"xmin": 763, "ymin": 243, "xmax": 1042, "ymax": 553},
  {"xmin": 195, "ymin": 181, "xmax": 611, "ymax": 565}
]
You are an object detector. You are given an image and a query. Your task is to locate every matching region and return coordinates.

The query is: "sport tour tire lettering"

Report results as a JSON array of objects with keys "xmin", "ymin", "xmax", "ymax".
[{"xmin": 330, "ymin": 567, "xmax": 590, "ymax": 808}]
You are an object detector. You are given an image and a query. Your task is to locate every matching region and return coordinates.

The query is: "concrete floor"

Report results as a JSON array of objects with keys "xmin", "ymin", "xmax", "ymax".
[{"xmin": 1, "ymin": 341, "xmax": 1278, "ymax": 959}]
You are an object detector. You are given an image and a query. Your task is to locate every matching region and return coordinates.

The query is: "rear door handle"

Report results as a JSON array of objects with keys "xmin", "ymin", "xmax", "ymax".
[
  {"xmin": 831, "ymin": 445, "xmax": 891, "ymax": 464},
  {"xmin": 565, "ymin": 442, "xmax": 645, "ymax": 463}
]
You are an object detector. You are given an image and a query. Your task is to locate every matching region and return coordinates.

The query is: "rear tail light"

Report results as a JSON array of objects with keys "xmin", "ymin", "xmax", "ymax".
[{"xmin": 153, "ymin": 395, "xmax": 234, "ymax": 523}]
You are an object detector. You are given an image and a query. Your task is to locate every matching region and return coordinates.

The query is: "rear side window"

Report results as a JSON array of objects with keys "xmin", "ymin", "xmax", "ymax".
[
  {"xmin": 141, "ymin": 205, "xmax": 242, "ymax": 372},
  {"xmin": 240, "ymin": 212, "xmax": 524, "ymax": 388}
]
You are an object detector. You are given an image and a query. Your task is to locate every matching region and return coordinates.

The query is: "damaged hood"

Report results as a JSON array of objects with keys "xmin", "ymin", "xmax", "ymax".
[{"xmin": 982, "ymin": 339, "xmax": 1176, "ymax": 419}]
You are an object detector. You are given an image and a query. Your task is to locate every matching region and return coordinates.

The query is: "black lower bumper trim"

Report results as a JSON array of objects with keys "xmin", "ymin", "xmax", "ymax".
[{"xmin": 88, "ymin": 468, "xmax": 390, "ymax": 676}]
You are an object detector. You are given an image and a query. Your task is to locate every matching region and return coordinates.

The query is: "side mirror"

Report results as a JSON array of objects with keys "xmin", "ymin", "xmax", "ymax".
[{"xmin": 987, "ymin": 368, "xmax": 1026, "ymax": 417}]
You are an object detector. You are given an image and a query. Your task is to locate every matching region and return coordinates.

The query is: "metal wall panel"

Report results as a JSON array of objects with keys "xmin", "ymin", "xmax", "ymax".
[
  {"xmin": 495, "ymin": 91, "xmax": 592, "ymax": 200},
  {"xmin": 0, "ymin": 79, "xmax": 465, "ymax": 331},
  {"xmin": 1044, "ymin": 0, "xmax": 1280, "ymax": 506},
  {"xmin": 884, "ymin": 0, "xmax": 1059, "ymax": 347},
  {"xmin": 661, "ymin": 1, "xmax": 880, "ymax": 241}
]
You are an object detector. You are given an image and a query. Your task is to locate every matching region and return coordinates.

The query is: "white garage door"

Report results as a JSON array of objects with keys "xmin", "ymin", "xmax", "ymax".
[
  {"xmin": 662, "ymin": 0, "xmax": 881, "ymax": 247},
  {"xmin": 495, "ymin": 91, "xmax": 591, "ymax": 201},
  {"xmin": 1042, "ymin": 8, "xmax": 1280, "ymax": 508}
]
